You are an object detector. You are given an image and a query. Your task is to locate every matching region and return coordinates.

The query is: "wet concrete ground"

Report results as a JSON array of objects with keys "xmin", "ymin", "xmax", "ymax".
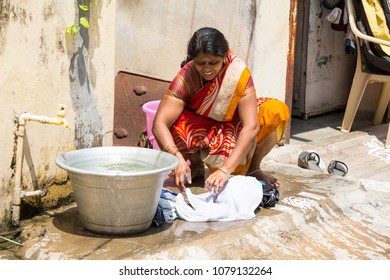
[
  {"xmin": 1, "ymin": 115, "xmax": 389, "ymax": 260},
  {"xmin": 1, "ymin": 148, "xmax": 389, "ymax": 260}
]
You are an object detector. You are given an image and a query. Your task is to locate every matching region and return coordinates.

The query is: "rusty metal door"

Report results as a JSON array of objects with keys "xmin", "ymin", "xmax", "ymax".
[{"xmin": 113, "ymin": 72, "xmax": 170, "ymax": 147}]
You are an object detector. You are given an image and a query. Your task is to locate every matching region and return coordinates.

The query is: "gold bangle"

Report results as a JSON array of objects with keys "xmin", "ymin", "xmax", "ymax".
[
  {"xmin": 163, "ymin": 143, "xmax": 176, "ymax": 152},
  {"xmin": 164, "ymin": 145, "xmax": 179, "ymax": 155},
  {"xmin": 163, "ymin": 143, "xmax": 173, "ymax": 151},
  {"xmin": 218, "ymin": 167, "xmax": 231, "ymax": 176}
]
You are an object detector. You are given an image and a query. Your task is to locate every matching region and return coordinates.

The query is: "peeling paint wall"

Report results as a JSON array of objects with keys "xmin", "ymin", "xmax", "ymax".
[
  {"xmin": 0, "ymin": 0, "xmax": 73, "ymax": 227},
  {"xmin": 0, "ymin": 0, "xmax": 116, "ymax": 228},
  {"xmin": 303, "ymin": 0, "xmax": 355, "ymax": 116}
]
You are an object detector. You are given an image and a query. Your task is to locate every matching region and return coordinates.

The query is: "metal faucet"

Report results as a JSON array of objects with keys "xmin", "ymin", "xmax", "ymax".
[{"xmin": 53, "ymin": 104, "xmax": 69, "ymax": 128}]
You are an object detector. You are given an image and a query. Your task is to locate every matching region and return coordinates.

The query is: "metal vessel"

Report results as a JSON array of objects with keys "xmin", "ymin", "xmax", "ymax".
[{"xmin": 56, "ymin": 146, "xmax": 178, "ymax": 235}]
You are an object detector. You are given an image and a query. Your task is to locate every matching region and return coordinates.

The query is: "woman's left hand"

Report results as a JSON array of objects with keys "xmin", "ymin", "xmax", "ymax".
[{"xmin": 204, "ymin": 169, "xmax": 230, "ymax": 194}]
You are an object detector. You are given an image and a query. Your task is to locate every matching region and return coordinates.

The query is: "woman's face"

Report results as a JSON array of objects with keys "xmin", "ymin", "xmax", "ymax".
[{"xmin": 193, "ymin": 52, "xmax": 225, "ymax": 81}]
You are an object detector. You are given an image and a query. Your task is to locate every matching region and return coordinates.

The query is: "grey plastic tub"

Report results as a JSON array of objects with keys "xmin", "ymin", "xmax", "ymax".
[{"xmin": 56, "ymin": 146, "xmax": 178, "ymax": 235}]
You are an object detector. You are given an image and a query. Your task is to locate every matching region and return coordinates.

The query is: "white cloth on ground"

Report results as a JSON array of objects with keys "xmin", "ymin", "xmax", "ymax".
[{"xmin": 176, "ymin": 175, "xmax": 263, "ymax": 222}]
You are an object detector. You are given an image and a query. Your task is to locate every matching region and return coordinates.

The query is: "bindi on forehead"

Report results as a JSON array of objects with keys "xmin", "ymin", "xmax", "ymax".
[
  {"xmin": 195, "ymin": 58, "xmax": 216, "ymax": 63},
  {"xmin": 194, "ymin": 56, "xmax": 223, "ymax": 65},
  {"xmin": 195, "ymin": 52, "xmax": 223, "ymax": 61}
]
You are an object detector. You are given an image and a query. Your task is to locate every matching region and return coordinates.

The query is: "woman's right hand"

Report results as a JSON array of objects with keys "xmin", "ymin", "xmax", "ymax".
[
  {"xmin": 152, "ymin": 95, "xmax": 189, "ymax": 190},
  {"xmin": 173, "ymin": 157, "xmax": 191, "ymax": 191}
]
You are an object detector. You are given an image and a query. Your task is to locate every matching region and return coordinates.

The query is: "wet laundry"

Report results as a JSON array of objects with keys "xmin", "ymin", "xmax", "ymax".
[{"xmin": 175, "ymin": 176, "xmax": 263, "ymax": 222}]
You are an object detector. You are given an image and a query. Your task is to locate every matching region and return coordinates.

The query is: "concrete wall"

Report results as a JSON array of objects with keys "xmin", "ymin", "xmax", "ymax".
[
  {"xmin": 115, "ymin": 0, "xmax": 256, "ymax": 81},
  {"xmin": 0, "ymin": 0, "xmax": 75, "ymax": 226},
  {"xmin": 115, "ymin": 0, "xmax": 291, "ymax": 99},
  {"xmin": 0, "ymin": 0, "xmax": 291, "ymax": 228},
  {"xmin": 251, "ymin": 0, "xmax": 291, "ymax": 98},
  {"xmin": 0, "ymin": 0, "xmax": 116, "ymax": 228}
]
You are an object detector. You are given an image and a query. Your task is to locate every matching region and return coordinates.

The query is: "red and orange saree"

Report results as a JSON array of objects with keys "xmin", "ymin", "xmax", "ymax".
[{"xmin": 166, "ymin": 50, "xmax": 289, "ymax": 174}]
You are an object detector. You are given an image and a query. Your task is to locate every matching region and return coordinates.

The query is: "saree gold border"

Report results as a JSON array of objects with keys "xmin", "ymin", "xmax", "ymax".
[
  {"xmin": 224, "ymin": 67, "xmax": 251, "ymax": 121},
  {"xmin": 208, "ymin": 58, "xmax": 248, "ymax": 121},
  {"xmin": 204, "ymin": 142, "xmax": 255, "ymax": 174}
]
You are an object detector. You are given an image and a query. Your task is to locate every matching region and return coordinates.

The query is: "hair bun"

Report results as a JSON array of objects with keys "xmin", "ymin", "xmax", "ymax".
[{"xmin": 180, "ymin": 56, "xmax": 191, "ymax": 68}]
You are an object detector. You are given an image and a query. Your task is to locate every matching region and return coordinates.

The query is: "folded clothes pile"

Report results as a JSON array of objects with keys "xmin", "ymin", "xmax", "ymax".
[
  {"xmin": 153, "ymin": 176, "xmax": 278, "ymax": 225},
  {"xmin": 152, "ymin": 188, "xmax": 180, "ymax": 227}
]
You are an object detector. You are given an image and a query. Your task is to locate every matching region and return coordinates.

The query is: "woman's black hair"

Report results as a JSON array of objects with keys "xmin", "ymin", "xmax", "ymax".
[{"xmin": 180, "ymin": 27, "xmax": 229, "ymax": 68}]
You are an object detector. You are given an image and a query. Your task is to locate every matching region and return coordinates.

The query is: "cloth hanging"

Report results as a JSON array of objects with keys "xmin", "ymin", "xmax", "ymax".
[{"xmin": 361, "ymin": 0, "xmax": 390, "ymax": 55}]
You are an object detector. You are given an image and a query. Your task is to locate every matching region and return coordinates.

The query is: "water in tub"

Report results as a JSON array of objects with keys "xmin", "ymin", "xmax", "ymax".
[{"xmin": 72, "ymin": 159, "xmax": 157, "ymax": 173}]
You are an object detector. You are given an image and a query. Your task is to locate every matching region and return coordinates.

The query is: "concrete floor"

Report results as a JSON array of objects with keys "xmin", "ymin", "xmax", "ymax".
[
  {"xmin": 289, "ymin": 110, "xmax": 372, "ymax": 145},
  {"xmin": 1, "ymin": 111, "xmax": 389, "ymax": 260},
  {"xmin": 289, "ymin": 111, "xmax": 389, "ymax": 182}
]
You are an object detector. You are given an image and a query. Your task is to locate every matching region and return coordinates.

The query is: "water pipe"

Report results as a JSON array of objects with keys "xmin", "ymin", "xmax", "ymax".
[
  {"xmin": 12, "ymin": 104, "xmax": 69, "ymax": 226},
  {"xmin": 20, "ymin": 189, "xmax": 48, "ymax": 198}
]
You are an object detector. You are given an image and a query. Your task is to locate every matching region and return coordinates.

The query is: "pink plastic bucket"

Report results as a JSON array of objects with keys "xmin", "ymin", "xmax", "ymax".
[{"xmin": 142, "ymin": 100, "xmax": 161, "ymax": 150}]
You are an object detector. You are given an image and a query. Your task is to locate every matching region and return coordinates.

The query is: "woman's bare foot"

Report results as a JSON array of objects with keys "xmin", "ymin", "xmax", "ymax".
[{"xmin": 247, "ymin": 169, "xmax": 280, "ymax": 188}]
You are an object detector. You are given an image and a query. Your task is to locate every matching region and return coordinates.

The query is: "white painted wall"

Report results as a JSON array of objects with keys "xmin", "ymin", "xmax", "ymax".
[
  {"xmin": 0, "ymin": 0, "xmax": 291, "ymax": 226},
  {"xmin": 0, "ymin": 0, "xmax": 117, "ymax": 225},
  {"xmin": 251, "ymin": 0, "xmax": 291, "ymax": 98},
  {"xmin": 0, "ymin": 1, "xmax": 76, "ymax": 223},
  {"xmin": 115, "ymin": 0, "xmax": 290, "ymax": 100}
]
